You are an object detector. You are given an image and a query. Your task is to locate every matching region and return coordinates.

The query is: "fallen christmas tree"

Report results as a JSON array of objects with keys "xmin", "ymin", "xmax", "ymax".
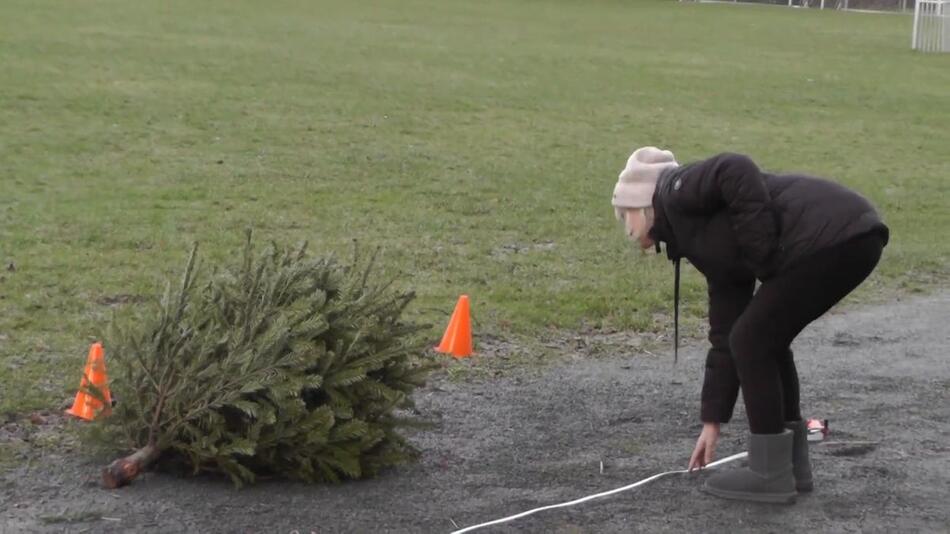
[{"xmin": 86, "ymin": 232, "xmax": 435, "ymax": 488}]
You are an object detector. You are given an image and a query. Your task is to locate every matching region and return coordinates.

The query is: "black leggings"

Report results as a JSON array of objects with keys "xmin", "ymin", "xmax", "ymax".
[{"xmin": 730, "ymin": 231, "xmax": 886, "ymax": 434}]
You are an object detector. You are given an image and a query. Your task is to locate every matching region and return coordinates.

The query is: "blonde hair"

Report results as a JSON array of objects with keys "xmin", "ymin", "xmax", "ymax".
[{"xmin": 615, "ymin": 207, "xmax": 654, "ymax": 240}]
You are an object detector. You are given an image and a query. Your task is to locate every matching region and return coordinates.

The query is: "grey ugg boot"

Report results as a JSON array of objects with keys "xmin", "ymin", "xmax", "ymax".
[
  {"xmin": 703, "ymin": 430, "xmax": 797, "ymax": 504},
  {"xmin": 785, "ymin": 420, "xmax": 814, "ymax": 492}
]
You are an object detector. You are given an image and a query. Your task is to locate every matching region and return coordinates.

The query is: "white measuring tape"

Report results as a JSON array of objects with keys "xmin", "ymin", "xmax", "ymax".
[{"xmin": 449, "ymin": 451, "xmax": 749, "ymax": 534}]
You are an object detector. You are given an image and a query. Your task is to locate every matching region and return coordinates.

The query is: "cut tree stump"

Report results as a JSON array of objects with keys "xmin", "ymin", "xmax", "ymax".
[{"xmin": 102, "ymin": 444, "xmax": 160, "ymax": 489}]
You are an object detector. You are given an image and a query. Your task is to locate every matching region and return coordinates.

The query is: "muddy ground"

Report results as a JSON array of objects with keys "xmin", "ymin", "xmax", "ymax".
[{"xmin": 2, "ymin": 292, "xmax": 948, "ymax": 533}]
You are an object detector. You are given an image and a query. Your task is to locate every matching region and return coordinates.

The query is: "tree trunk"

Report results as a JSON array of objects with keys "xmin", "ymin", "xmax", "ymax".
[{"xmin": 102, "ymin": 443, "xmax": 161, "ymax": 489}]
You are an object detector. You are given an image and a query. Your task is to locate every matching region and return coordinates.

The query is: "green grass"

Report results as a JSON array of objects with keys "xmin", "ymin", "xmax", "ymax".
[{"xmin": 1, "ymin": 0, "xmax": 947, "ymax": 414}]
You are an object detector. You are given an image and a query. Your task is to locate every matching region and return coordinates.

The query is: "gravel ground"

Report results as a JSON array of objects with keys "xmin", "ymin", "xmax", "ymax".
[{"xmin": 2, "ymin": 291, "xmax": 948, "ymax": 533}]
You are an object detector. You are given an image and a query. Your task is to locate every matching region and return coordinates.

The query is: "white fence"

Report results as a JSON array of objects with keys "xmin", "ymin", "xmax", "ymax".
[
  {"xmin": 687, "ymin": 0, "xmax": 916, "ymax": 11},
  {"xmin": 913, "ymin": 0, "xmax": 949, "ymax": 51}
]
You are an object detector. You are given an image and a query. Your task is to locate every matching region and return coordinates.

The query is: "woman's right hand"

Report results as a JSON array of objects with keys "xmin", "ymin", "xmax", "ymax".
[{"xmin": 688, "ymin": 422, "xmax": 721, "ymax": 471}]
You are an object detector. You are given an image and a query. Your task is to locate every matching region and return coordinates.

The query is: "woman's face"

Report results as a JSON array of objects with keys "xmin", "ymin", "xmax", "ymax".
[{"xmin": 620, "ymin": 208, "xmax": 655, "ymax": 250}]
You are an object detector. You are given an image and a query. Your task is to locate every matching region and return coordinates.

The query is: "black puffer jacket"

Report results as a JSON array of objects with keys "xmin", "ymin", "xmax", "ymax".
[{"xmin": 648, "ymin": 153, "xmax": 889, "ymax": 423}]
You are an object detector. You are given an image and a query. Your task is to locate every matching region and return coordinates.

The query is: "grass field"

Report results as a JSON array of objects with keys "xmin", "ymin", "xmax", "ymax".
[{"xmin": 1, "ymin": 0, "xmax": 948, "ymax": 415}]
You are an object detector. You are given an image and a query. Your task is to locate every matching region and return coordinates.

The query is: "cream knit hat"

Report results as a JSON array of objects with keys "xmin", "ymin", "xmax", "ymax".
[{"xmin": 611, "ymin": 146, "xmax": 679, "ymax": 210}]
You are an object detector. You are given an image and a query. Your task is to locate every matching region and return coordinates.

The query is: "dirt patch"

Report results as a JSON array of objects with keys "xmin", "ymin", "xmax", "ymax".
[
  {"xmin": 2, "ymin": 292, "xmax": 948, "ymax": 533},
  {"xmin": 490, "ymin": 241, "xmax": 557, "ymax": 258},
  {"xmin": 95, "ymin": 294, "xmax": 146, "ymax": 307}
]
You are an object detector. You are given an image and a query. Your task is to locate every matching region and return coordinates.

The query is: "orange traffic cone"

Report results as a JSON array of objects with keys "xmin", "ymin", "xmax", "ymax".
[
  {"xmin": 66, "ymin": 342, "xmax": 112, "ymax": 421},
  {"xmin": 435, "ymin": 295, "xmax": 473, "ymax": 358}
]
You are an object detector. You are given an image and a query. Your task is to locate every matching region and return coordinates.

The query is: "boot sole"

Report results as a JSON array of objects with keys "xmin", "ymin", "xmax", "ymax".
[{"xmin": 702, "ymin": 483, "xmax": 797, "ymax": 504}]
